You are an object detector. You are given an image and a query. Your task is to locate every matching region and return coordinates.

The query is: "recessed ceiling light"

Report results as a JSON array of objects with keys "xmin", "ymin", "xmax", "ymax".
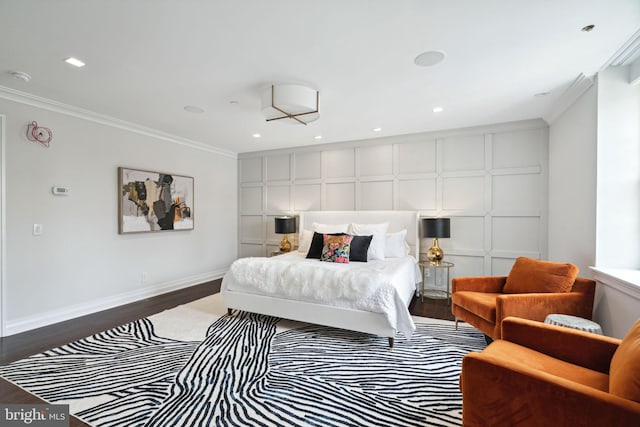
[
  {"xmin": 10, "ymin": 71, "xmax": 31, "ymax": 82},
  {"xmin": 432, "ymin": 107, "xmax": 444, "ymax": 113},
  {"xmin": 229, "ymin": 100, "xmax": 239, "ymax": 105},
  {"xmin": 314, "ymin": 135, "xmax": 322, "ymax": 140},
  {"xmin": 252, "ymin": 133, "xmax": 261, "ymax": 138},
  {"xmin": 414, "ymin": 50, "xmax": 446, "ymax": 67},
  {"xmin": 64, "ymin": 57, "xmax": 86, "ymax": 67},
  {"xmin": 372, "ymin": 127, "xmax": 382, "ymax": 132},
  {"xmin": 581, "ymin": 24, "xmax": 595, "ymax": 32},
  {"xmin": 184, "ymin": 105, "xmax": 204, "ymax": 113}
]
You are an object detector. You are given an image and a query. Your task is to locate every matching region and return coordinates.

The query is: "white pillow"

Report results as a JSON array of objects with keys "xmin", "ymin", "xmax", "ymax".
[
  {"xmin": 349, "ymin": 222, "xmax": 389, "ymax": 260},
  {"xmin": 385, "ymin": 229, "xmax": 409, "ymax": 258},
  {"xmin": 312, "ymin": 222, "xmax": 349, "ymax": 234},
  {"xmin": 298, "ymin": 229, "xmax": 313, "ymax": 253}
]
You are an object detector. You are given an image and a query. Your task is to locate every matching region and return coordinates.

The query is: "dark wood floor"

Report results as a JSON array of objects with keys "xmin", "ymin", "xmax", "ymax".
[
  {"xmin": 410, "ymin": 295, "xmax": 455, "ymax": 321},
  {"xmin": 0, "ymin": 280, "xmax": 222, "ymax": 427},
  {"xmin": 0, "ymin": 280, "xmax": 453, "ymax": 426}
]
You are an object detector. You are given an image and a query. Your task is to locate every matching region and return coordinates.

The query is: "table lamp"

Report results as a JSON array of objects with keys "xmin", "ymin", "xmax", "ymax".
[
  {"xmin": 423, "ymin": 218, "xmax": 450, "ymax": 264},
  {"xmin": 274, "ymin": 216, "xmax": 296, "ymax": 252}
]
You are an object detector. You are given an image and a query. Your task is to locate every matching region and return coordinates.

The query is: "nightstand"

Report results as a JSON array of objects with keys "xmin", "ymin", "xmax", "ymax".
[
  {"xmin": 270, "ymin": 249, "xmax": 296, "ymax": 257},
  {"xmin": 418, "ymin": 260, "xmax": 454, "ymax": 302}
]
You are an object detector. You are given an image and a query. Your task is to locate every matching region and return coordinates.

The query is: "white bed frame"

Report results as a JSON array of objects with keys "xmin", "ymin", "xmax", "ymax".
[{"xmin": 223, "ymin": 211, "xmax": 420, "ymax": 348}]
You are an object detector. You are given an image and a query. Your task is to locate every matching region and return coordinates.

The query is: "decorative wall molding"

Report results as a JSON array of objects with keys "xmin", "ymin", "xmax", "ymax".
[
  {"xmin": 238, "ymin": 121, "xmax": 549, "ymax": 279},
  {"xmin": 0, "ymin": 85, "xmax": 237, "ymax": 159},
  {"xmin": 240, "ymin": 118, "xmax": 548, "ymax": 159},
  {"xmin": 4, "ymin": 268, "xmax": 228, "ymax": 337},
  {"xmin": 544, "ymin": 73, "xmax": 595, "ymax": 125}
]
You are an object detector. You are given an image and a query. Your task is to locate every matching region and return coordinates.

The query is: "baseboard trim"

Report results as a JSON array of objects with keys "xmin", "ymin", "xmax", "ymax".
[{"xmin": 4, "ymin": 268, "xmax": 228, "ymax": 336}]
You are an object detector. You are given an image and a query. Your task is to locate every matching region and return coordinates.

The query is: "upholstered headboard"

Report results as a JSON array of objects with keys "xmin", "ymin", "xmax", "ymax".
[{"xmin": 298, "ymin": 211, "xmax": 420, "ymax": 257}]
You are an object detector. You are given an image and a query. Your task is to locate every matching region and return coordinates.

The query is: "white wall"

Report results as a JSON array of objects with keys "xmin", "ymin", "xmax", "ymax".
[
  {"xmin": 548, "ymin": 65, "xmax": 640, "ymax": 337},
  {"xmin": 238, "ymin": 119, "xmax": 549, "ymax": 279},
  {"xmin": 596, "ymin": 65, "xmax": 640, "ymax": 269},
  {"xmin": 591, "ymin": 65, "xmax": 640, "ymax": 338},
  {"xmin": 592, "ymin": 268, "xmax": 640, "ymax": 338},
  {"xmin": 0, "ymin": 97, "xmax": 238, "ymax": 335},
  {"xmin": 547, "ymin": 84, "xmax": 598, "ymax": 276}
]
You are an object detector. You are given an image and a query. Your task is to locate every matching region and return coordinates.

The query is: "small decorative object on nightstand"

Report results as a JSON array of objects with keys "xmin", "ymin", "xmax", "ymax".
[
  {"xmin": 274, "ymin": 216, "xmax": 296, "ymax": 252},
  {"xmin": 422, "ymin": 217, "xmax": 450, "ymax": 264},
  {"xmin": 418, "ymin": 260, "xmax": 454, "ymax": 302}
]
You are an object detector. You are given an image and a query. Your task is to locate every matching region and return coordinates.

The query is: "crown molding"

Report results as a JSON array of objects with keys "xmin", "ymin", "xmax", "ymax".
[
  {"xmin": 543, "ymin": 73, "xmax": 595, "ymax": 125},
  {"xmin": 603, "ymin": 28, "xmax": 640, "ymax": 68},
  {"xmin": 603, "ymin": 28, "xmax": 640, "ymax": 85},
  {"xmin": 0, "ymin": 86, "xmax": 237, "ymax": 159}
]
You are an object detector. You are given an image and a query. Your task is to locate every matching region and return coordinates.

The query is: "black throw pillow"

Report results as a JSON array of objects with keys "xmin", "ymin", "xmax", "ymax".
[
  {"xmin": 349, "ymin": 235, "xmax": 373, "ymax": 262},
  {"xmin": 306, "ymin": 232, "xmax": 345, "ymax": 259}
]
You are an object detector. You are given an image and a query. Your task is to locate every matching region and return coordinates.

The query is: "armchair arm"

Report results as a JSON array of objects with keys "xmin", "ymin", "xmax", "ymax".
[
  {"xmin": 452, "ymin": 276, "xmax": 506, "ymax": 293},
  {"xmin": 496, "ymin": 291, "xmax": 594, "ymax": 325},
  {"xmin": 501, "ymin": 317, "xmax": 620, "ymax": 373},
  {"xmin": 461, "ymin": 352, "xmax": 640, "ymax": 427}
]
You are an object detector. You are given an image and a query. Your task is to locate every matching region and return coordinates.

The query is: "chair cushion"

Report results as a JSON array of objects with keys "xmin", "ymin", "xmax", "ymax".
[
  {"xmin": 610, "ymin": 319, "xmax": 640, "ymax": 402},
  {"xmin": 503, "ymin": 257, "xmax": 578, "ymax": 294},
  {"xmin": 452, "ymin": 291, "xmax": 501, "ymax": 323},
  {"xmin": 482, "ymin": 340, "xmax": 609, "ymax": 392}
]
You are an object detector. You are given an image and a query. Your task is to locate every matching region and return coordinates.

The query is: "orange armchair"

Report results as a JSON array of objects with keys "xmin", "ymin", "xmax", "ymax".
[
  {"xmin": 451, "ymin": 257, "xmax": 595, "ymax": 339},
  {"xmin": 460, "ymin": 317, "xmax": 640, "ymax": 426}
]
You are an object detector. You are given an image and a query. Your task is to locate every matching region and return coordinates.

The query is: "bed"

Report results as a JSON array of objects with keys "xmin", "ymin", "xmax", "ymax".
[{"xmin": 222, "ymin": 211, "xmax": 421, "ymax": 348}]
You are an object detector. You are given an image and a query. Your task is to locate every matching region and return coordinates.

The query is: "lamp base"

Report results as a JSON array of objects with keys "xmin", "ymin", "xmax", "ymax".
[
  {"xmin": 279, "ymin": 235, "xmax": 292, "ymax": 252},
  {"xmin": 426, "ymin": 238, "xmax": 444, "ymax": 264}
]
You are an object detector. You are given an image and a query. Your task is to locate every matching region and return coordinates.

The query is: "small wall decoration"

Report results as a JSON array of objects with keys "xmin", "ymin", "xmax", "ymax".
[
  {"xmin": 26, "ymin": 121, "xmax": 53, "ymax": 147},
  {"xmin": 118, "ymin": 167, "xmax": 194, "ymax": 234}
]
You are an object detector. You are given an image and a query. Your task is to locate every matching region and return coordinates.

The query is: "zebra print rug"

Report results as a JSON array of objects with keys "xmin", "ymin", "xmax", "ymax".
[{"xmin": 0, "ymin": 294, "xmax": 485, "ymax": 427}]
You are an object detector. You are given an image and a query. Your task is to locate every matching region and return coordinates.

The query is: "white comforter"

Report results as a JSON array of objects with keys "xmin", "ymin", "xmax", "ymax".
[{"xmin": 221, "ymin": 252, "xmax": 421, "ymax": 338}]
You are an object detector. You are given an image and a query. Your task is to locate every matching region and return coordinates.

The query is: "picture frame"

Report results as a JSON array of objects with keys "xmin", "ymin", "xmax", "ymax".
[{"xmin": 118, "ymin": 167, "xmax": 194, "ymax": 234}]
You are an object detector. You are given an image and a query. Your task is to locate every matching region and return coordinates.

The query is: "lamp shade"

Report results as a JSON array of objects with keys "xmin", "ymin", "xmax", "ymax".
[
  {"xmin": 275, "ymin": 216, "xmax": 296, "ymax": 234},
  {"xmin": 423, "ymin": 218, "xmax": 450, "ymax": 238},
  {"xmin": 261, "ymin": 84, "xmax": 319, "ymax": 125}
]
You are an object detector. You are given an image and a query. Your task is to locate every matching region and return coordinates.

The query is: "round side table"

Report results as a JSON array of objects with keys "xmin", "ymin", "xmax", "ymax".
[
  {"xmin": 418, "ymin": 260, "xmax": 454, "ymax": 302},
  {"xmin": 544, "ymin": 314, "xmax": 603, "ymax": 335}
]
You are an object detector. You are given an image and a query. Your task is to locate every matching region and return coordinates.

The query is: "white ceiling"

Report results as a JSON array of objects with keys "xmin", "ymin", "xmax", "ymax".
[{"xmin": 1, "ymin": 1, "xmax": 639, "ymax": 154}]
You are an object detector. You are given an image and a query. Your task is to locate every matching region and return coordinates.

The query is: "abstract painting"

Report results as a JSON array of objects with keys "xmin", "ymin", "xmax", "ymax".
[{"xmin": 118, "ymin": 167, "xmax": 194, "ymax": 233}]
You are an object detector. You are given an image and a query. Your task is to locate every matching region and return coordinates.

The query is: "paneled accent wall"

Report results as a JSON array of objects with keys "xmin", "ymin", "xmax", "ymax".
[{"xmin": 238, "ymin": 119, "xmax": 548, "ymax": 278}]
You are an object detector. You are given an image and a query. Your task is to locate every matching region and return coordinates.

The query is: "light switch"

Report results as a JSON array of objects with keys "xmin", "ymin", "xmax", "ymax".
[{"xmin": 33, "ymin": 224, "xmax": 43, "ymax": 236}]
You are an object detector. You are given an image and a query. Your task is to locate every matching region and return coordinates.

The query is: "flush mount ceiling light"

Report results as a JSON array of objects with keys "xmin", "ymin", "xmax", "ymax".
[
  {"xmin": 432, "ymin": 106, "xmax": 444, "ymax": 113},
  {"xmin": 414, "ymin": 50, "xmax": 446, "ymax": 67},
  {"xmin": 261, "ymin": 84, "xmax": 319, "ymax": 125},
  {"xmin": 64, "ymin": 57, "xmax": 86, "ymax": 67}
]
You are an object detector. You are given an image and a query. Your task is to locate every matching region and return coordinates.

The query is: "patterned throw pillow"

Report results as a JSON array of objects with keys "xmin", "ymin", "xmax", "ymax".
[{"xmin": 320, "ymin": 234, "xmax": 353, "ymax": 263}]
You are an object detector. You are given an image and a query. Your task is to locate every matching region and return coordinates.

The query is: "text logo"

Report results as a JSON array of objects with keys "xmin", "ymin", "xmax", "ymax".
[{"xmin": 0, "ymin": 405, "xmax": 68, "ymax": 426}]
